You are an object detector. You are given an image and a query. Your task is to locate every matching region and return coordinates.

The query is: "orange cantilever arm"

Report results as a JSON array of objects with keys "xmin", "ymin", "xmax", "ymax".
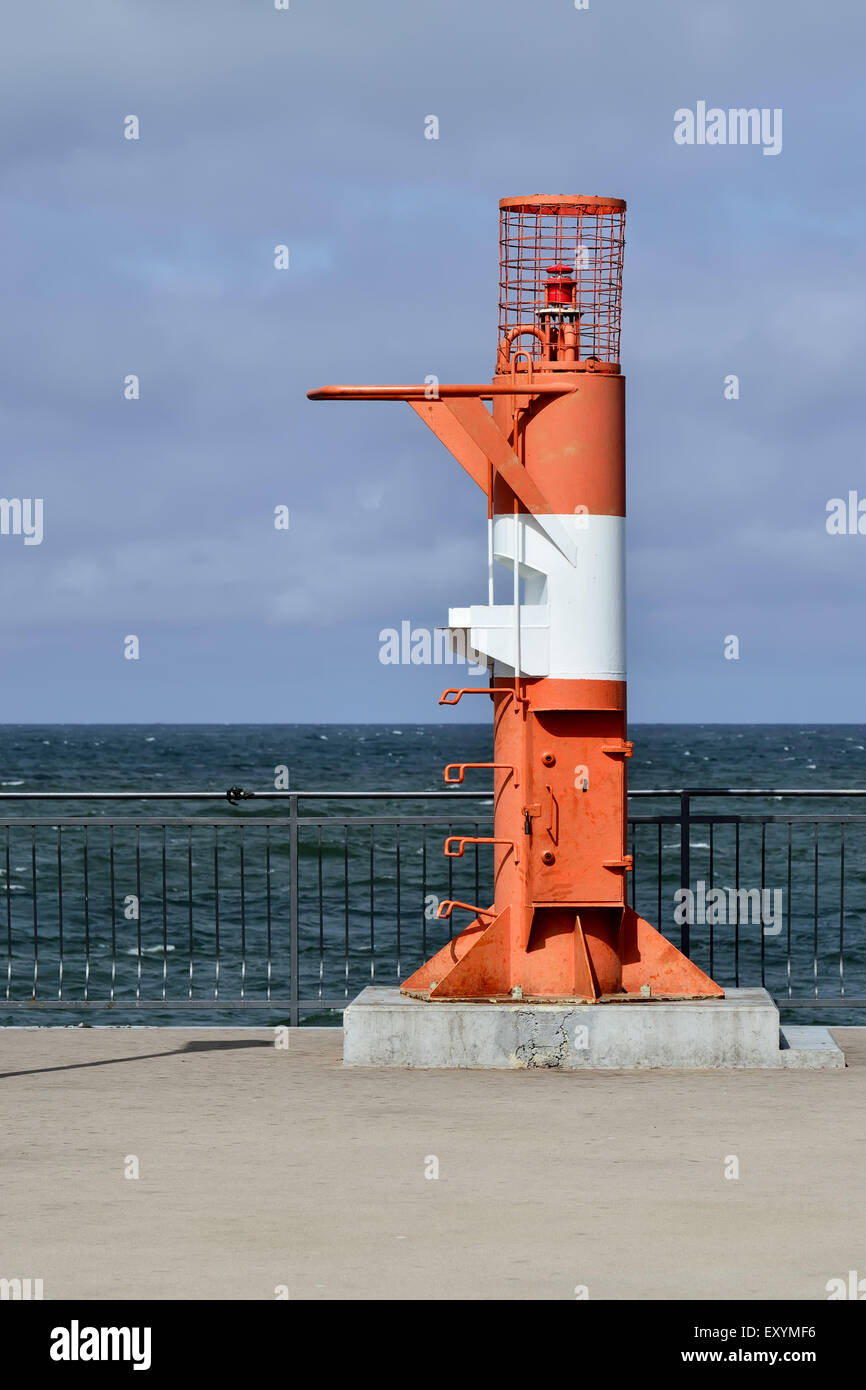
[{"xmin": 306, "ymin": 383, "xmax": 576, "ymax": 401}]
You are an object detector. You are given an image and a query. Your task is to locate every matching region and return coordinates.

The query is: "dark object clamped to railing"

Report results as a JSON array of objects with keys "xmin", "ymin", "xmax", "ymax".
[{"xmin": 225, "ymin": 787, "xmax": 255, "ymax": 806}]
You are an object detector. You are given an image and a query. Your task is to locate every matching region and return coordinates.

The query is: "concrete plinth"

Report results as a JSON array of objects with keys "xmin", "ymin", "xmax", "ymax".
[{"xmin": 343, "ymin": 986, "xmax": 845, "ymax": 1070}]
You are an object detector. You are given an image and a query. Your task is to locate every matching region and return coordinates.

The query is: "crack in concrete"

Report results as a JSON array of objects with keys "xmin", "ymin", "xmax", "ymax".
[{"xmin": 513, "ymin": 1010, "xmax": 576, "ymax": 1068}]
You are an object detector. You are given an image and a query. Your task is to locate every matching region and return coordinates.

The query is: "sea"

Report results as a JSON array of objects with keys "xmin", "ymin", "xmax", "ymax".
[{"xmin": 0, "ymin": 723, "xmax": 864, "ymax": 1027}]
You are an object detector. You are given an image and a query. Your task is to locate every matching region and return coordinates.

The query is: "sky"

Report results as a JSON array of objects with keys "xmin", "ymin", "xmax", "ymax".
[{"xmin": 0, "ymin": 0, "xmax": 864, "ymax": 723}]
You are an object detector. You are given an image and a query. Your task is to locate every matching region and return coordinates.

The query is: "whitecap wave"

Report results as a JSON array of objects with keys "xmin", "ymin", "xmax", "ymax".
[{"xmin": 123, "ymin": 945, "xmax": 177, "ymax": 956}]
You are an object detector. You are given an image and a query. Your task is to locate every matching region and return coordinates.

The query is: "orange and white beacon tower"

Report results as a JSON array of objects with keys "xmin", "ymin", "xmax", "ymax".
[{"xmin": 310, "ymin": 194, "xmax": 722, "ymax": 1006}]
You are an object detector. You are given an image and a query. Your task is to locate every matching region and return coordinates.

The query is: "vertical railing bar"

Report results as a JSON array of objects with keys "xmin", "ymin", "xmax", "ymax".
[
  {"xmin": 213, "ymin": 825, "xmax": 220, "ymax": 1001},
  {"xmin": 161, "ymin": 824, "xmax": 168, "ymax": 1004},
  {"xmin": 786, "ymin": 822, "xmax": 792, "ymax": 998},
  {"xmin": 5, "ymin": 826, "xmax": 11, "ymax": 1001},
  {"xmin": 679, "ymin": 793, "xmax": 690, "ymax": 957},
  {"xmin": 395, "ymin": 823, "xmax": 402, "ymax": 981},
  {"xmin": 265, "ymin": 824, "xmax": 272, "ymax": 1003},
  {"xmin": 656, "ymin": 820, "xmax": 662, "ymax": 932},
  {"xmin": 188, "ymin": 826, "xmax": 194, "ymax": 1001},
  {"xmin": 31, "ymin": 824, "xmax": 38, "ymax": 999},
  {"xmin": 343, "ymin": 824, "xmax": 349, "ymax": 1001},
  {"xmin": 813, "ymin": 822, "xmax": 819, "ymax": 998},
  {"xmin": 447, "ymin": 820, "xmax": 454, "ymax": 915},
  {"xmin": 734, "ymin": 821, "xmax": 740, "ymax": 987},
  {"xmin": 239, "ymin": 823, "xmax": 246, "ymax": 1003},
  {"xmin": 708, "ymin": 820, "xmax": 714, "ymax": 978},
  {"xmin": 289, "ymin": 794, "xmax": 299, "ymax": 1027},
  {"xmin": 839, "ymin": 821, "xmax": 845, "ymax": 997},
  {"xmin": 317, "ymin": 825, "xmax": 324, "ymax": 1001},
  {"xmin": 108, "ymin": 825, "xmax": 116, "ymax": 1004},
  {"xmin": 369, "ymin": 825, "xmax": 375, "ymax": 983},
  {"xmin": 58, "ymin": 826, "xmax": 65, "ymax": 1001},
  {"xmin": 82, "ymin": 825, "xmax": 89, "ymax": 1002},
  {"xmin": 760, "ymin": 821, "xmax": 766, "ymax": 988},
  {"xmin": 421, "ymin": 824, "xmax": 428, "ymax": 961},
  {"xmin": 135, "ymin": 825, "xmax": 142, "ymax": 1003}
]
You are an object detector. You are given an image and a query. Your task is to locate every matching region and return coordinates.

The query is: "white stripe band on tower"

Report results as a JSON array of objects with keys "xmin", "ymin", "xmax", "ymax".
[{"xmin": 448, "ymin": 513, "xmax": 626, "ymax": 681}]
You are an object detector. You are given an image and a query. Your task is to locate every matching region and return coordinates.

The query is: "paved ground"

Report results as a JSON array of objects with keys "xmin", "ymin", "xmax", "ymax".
[{"xmin": 1, "ymin": 1026, "xmax": 865, "ymax": 1300}]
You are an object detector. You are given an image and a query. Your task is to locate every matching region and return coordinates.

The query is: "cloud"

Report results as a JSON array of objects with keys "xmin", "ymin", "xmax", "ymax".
[{"xmin": 0, "ymin": 0, "xmax": 863, "ymax": 718}]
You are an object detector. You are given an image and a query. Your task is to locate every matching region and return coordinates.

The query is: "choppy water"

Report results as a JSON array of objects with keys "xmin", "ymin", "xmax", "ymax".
[{"xmin": 0, "ymin": 724, "xmax": 863, "ymax": 1026}]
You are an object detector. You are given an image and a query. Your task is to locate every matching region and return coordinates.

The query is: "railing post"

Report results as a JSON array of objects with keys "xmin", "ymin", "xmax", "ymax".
[
  {"xmin": 679, "ymin": 791, "xmax": 691, "ymax": 958},
  {"xmin": 289, "ymin": 793, "xmax": 299, "ymax": 1027}
]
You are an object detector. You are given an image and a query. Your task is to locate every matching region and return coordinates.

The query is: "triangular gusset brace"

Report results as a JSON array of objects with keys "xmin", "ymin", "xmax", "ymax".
[
  {"xmin": 440, "ymin": 398, "xmax": 577, "ymax": 566},
  {"xmin": 307, "ymin": 381, "xmax": 578, "ymax": 566}
]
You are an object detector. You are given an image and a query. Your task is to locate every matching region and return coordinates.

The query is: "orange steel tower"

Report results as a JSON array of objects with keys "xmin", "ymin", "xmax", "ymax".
[{"xmin": 309, "ymin": 194, "xmax": 722, "ymax": 1004}]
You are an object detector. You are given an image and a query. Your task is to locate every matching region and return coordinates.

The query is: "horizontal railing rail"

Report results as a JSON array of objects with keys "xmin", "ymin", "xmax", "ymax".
[{"xmin": 0, "ymin": 788, "xmax": 863, "ymax": 1022}]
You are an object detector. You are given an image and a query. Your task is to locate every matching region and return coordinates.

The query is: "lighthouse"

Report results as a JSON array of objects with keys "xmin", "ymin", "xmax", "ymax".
[{"xmin": 310, "ymin": 194, "xmax": 722, "ymax": 1004}]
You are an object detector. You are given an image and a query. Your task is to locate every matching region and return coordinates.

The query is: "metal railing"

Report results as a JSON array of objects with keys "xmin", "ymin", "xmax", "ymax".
[{"xmin": 0, "ymin": 787, "xmax": 864, "ymax": 1022}]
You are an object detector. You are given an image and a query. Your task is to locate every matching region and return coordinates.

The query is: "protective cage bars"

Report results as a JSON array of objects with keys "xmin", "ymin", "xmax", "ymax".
[{"xmin": 498, "ymin": 196, "xmax": 626, "ymax": 367}]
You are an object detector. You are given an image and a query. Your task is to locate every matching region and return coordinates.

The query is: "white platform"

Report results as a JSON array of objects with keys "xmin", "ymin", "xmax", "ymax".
[{"xmin": 343, "ymin": 987, "xmax": 845, "ymax": 1070}]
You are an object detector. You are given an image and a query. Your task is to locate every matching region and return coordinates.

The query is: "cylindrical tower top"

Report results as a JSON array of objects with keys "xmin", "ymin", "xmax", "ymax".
[{"xmin": 498, "ymin": 194, "xmax": 626, "ymax": 373}]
